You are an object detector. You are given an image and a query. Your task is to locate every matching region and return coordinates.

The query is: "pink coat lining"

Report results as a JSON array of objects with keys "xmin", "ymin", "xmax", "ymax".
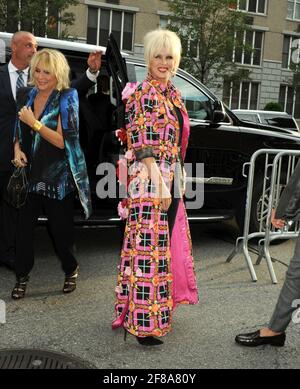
[{"xmin": 171, "ymin": 109, "xmax": 198, "ymax": 307}]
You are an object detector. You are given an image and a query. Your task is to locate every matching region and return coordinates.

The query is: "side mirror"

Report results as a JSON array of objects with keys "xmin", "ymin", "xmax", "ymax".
[{"xmin": 212, "ymin": 110, "xmax": 226, "ymax": 123}]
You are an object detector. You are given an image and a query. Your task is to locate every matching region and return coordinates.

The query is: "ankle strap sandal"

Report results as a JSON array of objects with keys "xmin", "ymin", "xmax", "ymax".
[
  {"xmin": 11, "ymin": 276, "xmax": 29, "ymax": 300},
  {"xmin": 63, "ymin": 266, "xmax": 79, "ymax": 294}
]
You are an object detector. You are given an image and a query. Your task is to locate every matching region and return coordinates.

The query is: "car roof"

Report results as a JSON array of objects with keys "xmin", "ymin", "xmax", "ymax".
[
  {"xmin": 0, "ymin": 31, "xmax": 129, "ymax": 56},
  {"xmin": 232, "ymin": 109, "xmax": 291, "ymax": 116},
  {"xmin": 0, "ymin": 31, "xmax": 222, "ymax": 103}
]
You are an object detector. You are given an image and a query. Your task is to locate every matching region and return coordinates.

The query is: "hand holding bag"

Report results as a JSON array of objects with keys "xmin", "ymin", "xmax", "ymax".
[{"xmin": 5, "ymin": 166, "xmax": 28, "ymax": 208}]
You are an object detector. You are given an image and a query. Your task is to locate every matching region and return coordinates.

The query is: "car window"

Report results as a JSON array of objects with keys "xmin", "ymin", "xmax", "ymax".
[
  {"xmin": 172, "ymin": 76, "xmax": 212, "ymax": 120},
  {"xmin": 235, "ymin": 113, "xmax": 259, "ymax": 123},
  {"xmin": 260, "ymin": 114, "xmax": 297, "ymax": 129},
  {"xmin": 0, "ymin": 39, "xmax": 6, "ymax": 63},
  {"xmin": 133, "ymin": 65, "xmax": 212, "ymax": 120},
  {"xmin": 134, "ymin": 65, "xmax": 147, "ymax": 83}
]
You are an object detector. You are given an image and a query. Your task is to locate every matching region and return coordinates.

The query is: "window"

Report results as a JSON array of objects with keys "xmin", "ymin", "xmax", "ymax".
[
  {"xmin": 282, "ymin": 35, "xmax": 300, "ymax": 69},
  {"xmin": 87, "ymin": 6, "xmax": 134, "ymax": 51},
  {"xmin": 159, "ymin": 16, "xmax": 169, "ymax": 29},
  {"xmin": 234, "ymin": 30, "xmax": 264, "ymax": 66},
  {"xmin": 288, "ymin": 0, "xmax": 300, "ymax": 20},
  {"xmin": 279, "ymin": 85, "xmax": 300, "ymax": 118},
  {"xmin": 260, "ymin": 113, "xmax": 298, "ymax": 129},
  {"xmin": 223, "ymin": 80, "xmax": 260, "ymax": 110},
  {"xmin": 173, "ymin": 76, "xmax": 213, "ymax": 120},
  {"xmin": 282, "ymin": 36, "xmax": 292, "ymax": 68},
  {"xmin": 238, "ymin": 0, "xmax": 266, "ymax": 14},
  {"xmin": 133, "ymin": 64, "xmax": 213, "ymax": 120}
]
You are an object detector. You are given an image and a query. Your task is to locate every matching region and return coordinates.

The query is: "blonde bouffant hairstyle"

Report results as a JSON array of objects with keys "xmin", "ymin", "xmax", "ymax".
[
  {"xmin": 29, "ymin": 48, "xmax": 70, "ymax": 91},
  {"xmin": 144, "ymin": 29, "xmax": 182, "ymax": 74}
]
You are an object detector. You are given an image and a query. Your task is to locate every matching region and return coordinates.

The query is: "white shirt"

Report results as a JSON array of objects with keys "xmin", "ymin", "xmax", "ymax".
[
  {"xmin": 86, "ymin": 68, "xmax": 99, "ymax": 83},
  {"xmin": 8, "ymin": 61, "xmax": 29, "ymax": 101}
]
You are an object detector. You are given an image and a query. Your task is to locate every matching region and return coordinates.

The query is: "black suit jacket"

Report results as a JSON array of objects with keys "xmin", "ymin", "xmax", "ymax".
[
  {"xmin": 0, "ymin": 64, "xmax": 18, "ymax": 173},
  {"xmin": 0, "ymin": 65, "xmax": 94, "ymax": 173}
]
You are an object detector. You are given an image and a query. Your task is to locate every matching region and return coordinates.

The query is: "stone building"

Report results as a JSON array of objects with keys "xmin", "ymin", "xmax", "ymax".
[
  {"xmin": 68, "ymin": 0, "xmax": 170, "ymax": 56},
  {"xmin": 3, "ymin": 0, "xmax": 300, "ymax": 118},
  {"xmin": 66, "ymin": 0, "xmax": 300, "ymax": 118}
]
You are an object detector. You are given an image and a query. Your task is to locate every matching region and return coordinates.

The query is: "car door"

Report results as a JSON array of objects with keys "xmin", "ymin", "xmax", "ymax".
[
  {"xmin": 106, "ymin": 33, "xmax": 129, "ymax": 129},
  {"xmin": 174, "ymin": 75, "xmax": 244, "ymax": 213},
  {"xmin": 130, "ymin": 64, "xmax": 244, "ymax": 213}
]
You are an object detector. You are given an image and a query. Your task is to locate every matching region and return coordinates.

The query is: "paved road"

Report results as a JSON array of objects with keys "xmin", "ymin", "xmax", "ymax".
[{"xmin": 0, "ymin": 221, "xmax": 299, "ymax": 369}]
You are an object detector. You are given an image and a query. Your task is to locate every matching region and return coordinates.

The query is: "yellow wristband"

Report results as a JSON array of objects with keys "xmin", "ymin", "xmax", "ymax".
[{"xmin": 33, "ymin": 120, "xmax": 42, "ymax": 132}]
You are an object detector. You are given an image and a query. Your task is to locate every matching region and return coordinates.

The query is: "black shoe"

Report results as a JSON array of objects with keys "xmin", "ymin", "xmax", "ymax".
[
  {"xmin": 235, "ymin": 330, "xmax": 286, "ymax": 347},
  {"xmin": 123, "ymin": 329, "xmax": 163, "ymax": 346},
  {"xmin": 137, "ymin": 336, "xmax": 164, "ymax": 346}
]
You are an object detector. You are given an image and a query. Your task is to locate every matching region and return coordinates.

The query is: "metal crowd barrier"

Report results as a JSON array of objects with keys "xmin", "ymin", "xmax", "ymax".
[{"xmin": 226, "ymin": 148, "xmax": 300, "ymax": 284}]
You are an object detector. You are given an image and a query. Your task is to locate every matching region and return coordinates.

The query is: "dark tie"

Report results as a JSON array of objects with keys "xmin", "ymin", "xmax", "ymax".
[{"xmin": 16, "ymin": 70, "xmax": 25, "ymax": 92}]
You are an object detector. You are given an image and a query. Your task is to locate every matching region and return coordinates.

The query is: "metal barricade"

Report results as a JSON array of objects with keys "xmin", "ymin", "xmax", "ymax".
[{"xmin": 226, "ymin": 148, "xmax": 300, "ymax": 283}]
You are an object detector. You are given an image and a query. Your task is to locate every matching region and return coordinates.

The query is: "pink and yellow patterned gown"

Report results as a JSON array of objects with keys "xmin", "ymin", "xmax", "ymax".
[{"xmin": 112, "ymin": 77, "xmax": 199, "ymax": 338}]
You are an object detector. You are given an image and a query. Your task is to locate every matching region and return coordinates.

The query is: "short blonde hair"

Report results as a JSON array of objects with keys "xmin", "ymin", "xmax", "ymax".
[
  {"xmin": 144, "ymin": 29, "xmax": 182, "ymax": 74},
  {"xmin": 29, "ymin": 48, "xmax": 70, "ymax": 91}
]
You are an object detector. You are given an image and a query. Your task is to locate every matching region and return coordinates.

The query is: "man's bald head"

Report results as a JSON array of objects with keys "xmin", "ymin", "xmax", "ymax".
[
  {"xmin": 11, "ymin": 31, "xmax": 35, "ymax": 45},
  {"xmin": 11, "ymin": 31, "xmax": 38, "ymax": 70}
]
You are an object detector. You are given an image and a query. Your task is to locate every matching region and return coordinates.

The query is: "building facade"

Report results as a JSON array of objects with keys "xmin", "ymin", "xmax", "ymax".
[
  {"xmin": 3, "ymin": 0, "xmax": 300, "ymax": 118},
  {"xmin": 67, "ymin": 0, "xmax": 170, "ymax": 56},
  {"xmin": 221, "ymin": 0, "xmax": 300, "ymax": 118},
  {"xmin": 66, "ymin": 0, "xmax": 300, "ymax": 119}
]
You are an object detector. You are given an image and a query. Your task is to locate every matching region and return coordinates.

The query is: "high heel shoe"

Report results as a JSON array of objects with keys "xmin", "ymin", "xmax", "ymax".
[
  {"xmin": 137, "ymin": 336, "xmax": 164, "ymax": 346},
  {"xmin": 123, "ymin": 329, "xmax": 164, "ymax": 346},
  {"xmin": 11, "ymin": 275, "xmax": 29, "ymax": 300},
  {"xmin": 112, "ymin": 301, "xmax": 129, "ymax": 330},
  {"xmin": 63, "ymin": 265, "xmax": 79, "ymax": 294}
]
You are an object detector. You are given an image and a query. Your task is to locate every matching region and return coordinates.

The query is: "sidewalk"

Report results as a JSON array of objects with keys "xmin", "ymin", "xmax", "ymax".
[{"xmin": 0, "ymin": 223, "xmax": 299, "ymax": 369}]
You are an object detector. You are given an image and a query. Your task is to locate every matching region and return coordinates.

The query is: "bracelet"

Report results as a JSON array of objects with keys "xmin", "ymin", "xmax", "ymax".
[{"xmin": 32, "ymin": 120, "xmax": 43, "ymax": 132}]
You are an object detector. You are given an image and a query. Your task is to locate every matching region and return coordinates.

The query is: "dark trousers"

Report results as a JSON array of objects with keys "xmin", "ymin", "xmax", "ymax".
[
  {"xmin": 269, "ymin": 234, "xmax": 300, "ymax": 332},
  {"xmin": 15, "ymin": 192, "xmax": 77, "ymax": 279},
  {"xmin": 0, "ymin": 172, "xmax": 17, "ymax": 265}
]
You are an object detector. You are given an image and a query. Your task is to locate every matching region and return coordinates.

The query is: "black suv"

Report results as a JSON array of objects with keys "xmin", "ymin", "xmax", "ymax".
[{"xmin": 2, "ymin": 32, "xmax": 300, "ymax": 233}]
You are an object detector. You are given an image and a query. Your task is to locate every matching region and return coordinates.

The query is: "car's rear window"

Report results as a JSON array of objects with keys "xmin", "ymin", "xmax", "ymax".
[
  {"xmin": 261, "ymin": 115, "xmax": 297, "ymax": 129},
  {"xmin": 235, "ymin": 113, "xmax": 259, "ymax": 123}
]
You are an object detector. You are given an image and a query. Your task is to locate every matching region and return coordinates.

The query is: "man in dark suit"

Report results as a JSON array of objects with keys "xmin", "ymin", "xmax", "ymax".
[
  {"xmin": 84, "ymin": 75, "xmax": 115, "ymax": 166},
  {"xmin": 0, "ymin": 31, "xmax": 37, "ymax": 270},
  {"xmin": 0, "ymin": 31, "xmax": 101, "ymax": 270}
]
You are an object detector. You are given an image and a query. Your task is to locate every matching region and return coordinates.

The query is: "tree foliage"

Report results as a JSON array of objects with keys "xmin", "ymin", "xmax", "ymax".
[
  {"xmin": 168, "ymin": 0, "xmax": 251, "ymax": 86},
  {"xmin": 264, "ymin": 102, "xmax": 283, "ymax": 111},
  {"xmin": 0, "ymin": 0, "xmax": 79, "ymax": 38}
]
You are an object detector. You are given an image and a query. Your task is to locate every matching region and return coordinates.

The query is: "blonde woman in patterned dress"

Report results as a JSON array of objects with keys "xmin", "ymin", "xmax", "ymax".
[{"xmin": 112, "ymin": 29, "xmax": 199, "ymax": 346}]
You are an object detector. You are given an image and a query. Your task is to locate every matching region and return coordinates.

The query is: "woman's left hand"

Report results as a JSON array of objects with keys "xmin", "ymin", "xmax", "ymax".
[{"xmin": 18, "ymin": 106, "xmax": 36, "ymax": 127}]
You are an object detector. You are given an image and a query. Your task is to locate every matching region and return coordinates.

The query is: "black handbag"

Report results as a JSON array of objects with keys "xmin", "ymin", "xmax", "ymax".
[{"xmin": 5, "ymin": 166, "xmax": 29, "ymax": 208}]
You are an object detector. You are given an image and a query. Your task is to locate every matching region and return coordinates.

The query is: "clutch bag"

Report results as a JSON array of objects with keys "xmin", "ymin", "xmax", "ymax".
[{"xmin": 5, "ymin": 166, "xmax": 28, "ymax": 208}]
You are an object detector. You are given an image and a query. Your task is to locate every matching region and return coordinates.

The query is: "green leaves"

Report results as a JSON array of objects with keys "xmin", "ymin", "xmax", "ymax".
[
  {"xmin": 0, "ymin": 0, "xmax": 79, "ymax": 39},
  {"xmin": 168, "ymin": 0, "xmax": 251, "ymax": 86}
]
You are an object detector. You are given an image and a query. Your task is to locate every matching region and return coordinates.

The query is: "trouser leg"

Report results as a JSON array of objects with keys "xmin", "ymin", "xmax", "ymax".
[
  {"xmin": 269, "ymin": 234, "xmax": 300, "ymax": 332},
  {"xmin": 44, "ymin": 193, "xmax": 77, "ymax": 275},
  {"xmin": 0, "ymin": 172, "xmax": 17, "ymax": 265},
  {"xmin": 15, "ymin": 194, "xmax": 41, "ymax": 278}
]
